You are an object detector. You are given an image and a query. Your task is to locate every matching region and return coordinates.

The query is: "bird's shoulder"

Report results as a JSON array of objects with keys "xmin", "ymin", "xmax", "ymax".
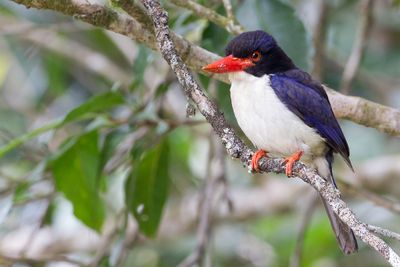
[
  {"xmin": 269, "ymin": 69, "xmax": 333, "ymax": 121},
  {"xmin": 271, "ymin": 69, "xmax": 328, "ymax": 100}
]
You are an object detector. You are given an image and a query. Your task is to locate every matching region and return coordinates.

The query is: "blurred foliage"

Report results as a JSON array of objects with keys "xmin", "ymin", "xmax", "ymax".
[
  {"xmin": 126, "ymin": 139, "xmax": 170, "ymax": 237},
  {"xmin": 0, "ymin": 0, "xmax": 399, "ymax": 267}
]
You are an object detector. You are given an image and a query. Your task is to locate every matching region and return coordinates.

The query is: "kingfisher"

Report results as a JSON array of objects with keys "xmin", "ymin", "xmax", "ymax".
[{"xmin": 203, "ymin": 30, "xmax": 358, "ymax": 254}]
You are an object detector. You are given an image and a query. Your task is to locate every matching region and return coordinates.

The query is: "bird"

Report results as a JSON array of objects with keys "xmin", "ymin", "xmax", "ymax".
[{"xmin": 202, "ymin": 30, "xmax": 358, "ymax": 254}]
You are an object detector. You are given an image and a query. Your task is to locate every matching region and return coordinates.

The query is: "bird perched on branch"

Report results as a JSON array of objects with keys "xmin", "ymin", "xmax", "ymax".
[{"xmin": 203, "ymin": 30, "xmax": 358, "ymax": 254}]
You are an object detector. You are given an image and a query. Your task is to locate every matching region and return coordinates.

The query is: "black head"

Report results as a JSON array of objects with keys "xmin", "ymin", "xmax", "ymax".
[{"xmin": 224, "ymin": 30, "xmax": 296, "ymax": 76}]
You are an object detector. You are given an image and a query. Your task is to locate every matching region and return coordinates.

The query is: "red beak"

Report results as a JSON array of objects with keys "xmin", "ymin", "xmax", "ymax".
[{"xmin": 202, "ymin": 55, "xmax": 254, "ymax": 73}]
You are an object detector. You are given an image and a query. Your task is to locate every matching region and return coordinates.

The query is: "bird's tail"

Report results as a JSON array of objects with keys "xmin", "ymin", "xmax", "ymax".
[
  {"xmin": 320, "ymin": 195, "xmax": 358, "ymax": 254},
  {"xmin": 314, "ymin": 152, "xmax": 358, "ymax": 254}
]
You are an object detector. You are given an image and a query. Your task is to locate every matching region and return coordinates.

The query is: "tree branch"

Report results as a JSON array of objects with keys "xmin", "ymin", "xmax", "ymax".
[
  {"xmin": 368, "ymin": 225, "xmax": 400, "ymax": 242},
  {"xmin": 111, "ymin": 0, "xmax": 154, "ymax": 33},
  {"xmin": 0, "ymin": 254, "xmax": 84, "ymax": 266},
  {"xmin": 139, "ymin": 0, "xmax": 400, "ymax": 265},
  {"xmin": 340, "ymin": 0, "xmax": 374, "ymax": 94},
  {"xmin": 178, "ymin": 136, "xmax": 224, "ymax": 267},
  {"xmin": 170, "ymin": 0, "xmax": 244, "ymax": 35},
  {"xmin": 290, "ymin": 193, "xmax": 319, "ymax": 267},
  {"xmin": 327, "ymin": 88, "xmax": 400, "ymax": 136},
  {"xmin": 9, "ymin": 0, "xmax": 400, "ymax": 136},
  {"xmin": 310, "ymin": 0, "xmax": 329, "ymax": 80},
  {"xmin": 338, "ymin": 180, "xmax": 400, "ymax": 215},
  {"xmin": 221, "ymin": 0, "xmax": 235, "ymax": 21}
]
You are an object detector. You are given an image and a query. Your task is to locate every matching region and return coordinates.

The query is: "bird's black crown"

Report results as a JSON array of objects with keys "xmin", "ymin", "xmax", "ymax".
[{"xmin": 225, "ymin": 30, "xmax": 296, "ymax": 76}]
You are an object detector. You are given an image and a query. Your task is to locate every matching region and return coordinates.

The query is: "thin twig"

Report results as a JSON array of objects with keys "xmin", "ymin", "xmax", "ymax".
[
  {"xmin": 178, "ymin": 136, "xmax": 225, "ymax": 267},
  {"xmin": 111, "ymin": 0, "xmax": 154, "ymax": 32},
  {"xmin": 17, "ymin": 200, "xmax": 51, "ymax": 259},
  {"xmin": 339, "ymin": 180, "xmax": 400, "ymax": 215},
  {"xmin": 311, "ymin": 0, "xmax": 329, "ymax": 80},
  {"xmin": 368, "ymin": 225, "xmax": 400, "ymax": 242},
  {"xmin": 139, "ymin": 1, "xmax": 400, "ymax": 265},
  {"xmin": 170, "ymin": 0, "xmax": 244, "ymax": 35},
  {"xmin": 340, "ymin": 0, "xmax": 374, "ymax": 94},
  {"xmin": 221, "ymin": 0, "xmax": 234, "ymax": 20},
  {"xmin": 88, "ymin": 214, "xmax": 125, "ymax": 267},
  {"xmin": 13, "ymin": 192, "xmax": 55, "ymax": 206},
  {"xmin": 290, "ymin": 193, "xmax": 319, "ymax": 267},
  {"xmin": 114, "ymin": 215, "xmax": 140, "ymax": 267},
  {"xmin": 0, "ymin": 254, "xmax": 85, "ymax": 266}
]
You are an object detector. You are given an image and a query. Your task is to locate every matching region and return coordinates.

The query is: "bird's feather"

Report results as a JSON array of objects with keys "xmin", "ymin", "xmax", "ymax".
[{"xmin": 270, "ymin": 69, "xmax": 352, "ymax": 169}]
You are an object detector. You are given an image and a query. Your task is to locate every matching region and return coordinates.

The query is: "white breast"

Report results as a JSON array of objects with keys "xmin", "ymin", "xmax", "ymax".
[{"xmin": 229, "ymin": 72, "xmax": 326, "ymax": 160}]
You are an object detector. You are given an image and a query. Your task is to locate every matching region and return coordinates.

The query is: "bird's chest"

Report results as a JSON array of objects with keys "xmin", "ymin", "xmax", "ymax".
[{"xmin": 229, "ymin": 73, "xmax": 324, "ymax": 157}]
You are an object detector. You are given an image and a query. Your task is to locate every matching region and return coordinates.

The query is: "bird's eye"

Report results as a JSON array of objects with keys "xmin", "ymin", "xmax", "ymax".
[{"xmin": 251, "ymin": 51, "xmax": 261, "ymax": 62}]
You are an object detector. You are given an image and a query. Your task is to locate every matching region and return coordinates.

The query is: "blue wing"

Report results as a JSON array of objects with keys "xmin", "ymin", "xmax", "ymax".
[{"xmin": 270, "ymin": 70, "xmax": 352, "ymax": 169}]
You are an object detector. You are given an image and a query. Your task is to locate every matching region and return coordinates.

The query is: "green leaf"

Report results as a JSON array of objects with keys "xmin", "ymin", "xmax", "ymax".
[
  {"xmin": 63, "ymin": 91, "xmax": 124, "ymax": 124},
  {"xmin": 0, "ymin": 91, "xmax": 125, "ymax": 158},
  {"xmin": 50, "ymin": 131, "xmax": 105, "ymax": 232},
  {"xmin": 125, "ymin": 139, "xmax": 170, "ymax": 237}
]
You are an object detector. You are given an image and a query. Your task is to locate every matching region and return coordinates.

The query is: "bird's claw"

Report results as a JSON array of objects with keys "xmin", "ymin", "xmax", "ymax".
[
  {"xmin": 251, "ymin": 150, "xmax": 268, "ymax": 172},
  {"xmin": 283, "ymin": 151, "xmax": 303, "ymax": 177}
]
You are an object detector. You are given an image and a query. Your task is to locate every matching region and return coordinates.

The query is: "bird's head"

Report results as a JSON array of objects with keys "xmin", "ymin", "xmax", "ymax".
[{"xmin": 203, "ymin": 30, "xmax": 296, "ymax": 77}]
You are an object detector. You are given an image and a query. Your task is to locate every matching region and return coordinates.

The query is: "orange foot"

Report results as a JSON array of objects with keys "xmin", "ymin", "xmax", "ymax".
[
  {"xmin": 251, "ymin": 150, "xmax": 268, "ymax": 172},
  {"xmin": 283, "ymin": 151, "xmax": 303, "ymax": 176}
]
